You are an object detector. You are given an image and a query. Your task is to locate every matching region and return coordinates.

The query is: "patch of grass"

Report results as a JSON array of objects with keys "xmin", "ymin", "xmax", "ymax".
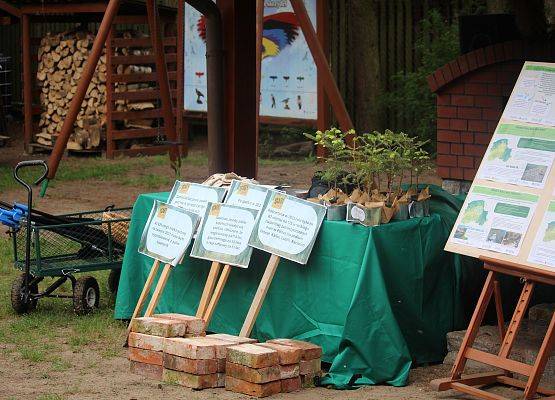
[
  {"xmin": 20, "ymin": 346, "xmax": 47, "ymax": 362},
  {"xmin": 121, "ymin": 173, "xmax": 174, "ymax": 189},
  {"xmin": 51, "ymin": 358, "xmax": 71, "ymax": 372},
  {"xmin": 36, "ymin": 394, "xmax": 64, "ymax": 400},
  {"xmin": 259, "ymin": 157, "xmax": 314, "ymax": 166}
]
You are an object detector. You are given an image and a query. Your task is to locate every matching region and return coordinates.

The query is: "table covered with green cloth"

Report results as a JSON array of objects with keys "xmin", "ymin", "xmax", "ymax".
[{"xmin": 114, "ymin": 185, "xmax": 479, "ymax": 388}]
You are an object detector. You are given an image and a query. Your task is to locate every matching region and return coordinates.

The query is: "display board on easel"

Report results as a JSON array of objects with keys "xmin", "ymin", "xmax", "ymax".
[
  {"xmin": 181, "ymin": 0, "xmax": 322, "ymax": 125},
  {"xmin": 445, "ymin": 61, "xmax": 555, "ymax": 276}
]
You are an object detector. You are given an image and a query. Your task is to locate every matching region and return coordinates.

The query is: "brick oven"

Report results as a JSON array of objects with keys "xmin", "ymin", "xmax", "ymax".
[{"xmin": 427, "ymin": 40, "xmax": 555, "ymax": 187}]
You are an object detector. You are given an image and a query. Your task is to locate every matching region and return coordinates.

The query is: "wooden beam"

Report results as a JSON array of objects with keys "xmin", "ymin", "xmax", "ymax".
[
  {"xmin": 21, "ymin": 3, "xmax": 106, "ymax": 14},
  {"xmin": 290, "ymin": 0, "xmax": 353, "ymax": 131},
  {"xmin": 22, "ymin": 14, "xmax": 32, "ymax": 152},
  {"xmin": 0, "ymin": 0, "xmax": 20, "ymax": 17}
]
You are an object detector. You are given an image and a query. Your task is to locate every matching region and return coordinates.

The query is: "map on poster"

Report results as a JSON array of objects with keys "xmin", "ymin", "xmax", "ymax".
[
  {"xmin": 138, "ymin": 201, "xmax": 199, "ymax": 266},
  {"xmin": 249, "ymin": 190, "xmax": 326, "ymax": 264},
  {"xmin": 477, "ymin": 124, "xmax": 555, "ymax": 189},
  {"xmin": 190, "ymin": 202, "xmax": 259, "ymax": 268},
  {"xmin": 167, "ymin": 181, "xmax": 227, "ymax": 219},
  {"xmin": 183, "ymin": 0, "xmax": 318, "ymax": 120},
  {"xmin": 528, "ymin": 200, "xmax": 555, "ymax": 268}
]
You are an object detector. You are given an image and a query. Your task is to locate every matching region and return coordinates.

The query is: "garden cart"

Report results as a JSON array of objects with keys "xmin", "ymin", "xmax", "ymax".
[{"xmin": 3, "ymin": 160, "xmax": 132, "ymax": 315}]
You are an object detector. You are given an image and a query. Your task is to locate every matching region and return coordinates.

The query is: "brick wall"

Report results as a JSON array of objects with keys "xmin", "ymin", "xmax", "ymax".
[{"xmin": 428, "ymin": 40, "xmax": 555, "ymax": 181}]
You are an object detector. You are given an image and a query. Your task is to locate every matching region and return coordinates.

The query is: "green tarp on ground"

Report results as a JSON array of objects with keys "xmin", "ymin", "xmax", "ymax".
[{"xmin": 114, "ymin": 185, "xmax": 479, "ymax": 387}]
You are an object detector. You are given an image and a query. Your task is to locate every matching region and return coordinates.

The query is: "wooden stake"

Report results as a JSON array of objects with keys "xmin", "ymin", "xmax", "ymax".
[
  {"xmin": 124, "ymin": 259, "xmax": 161, "ymax": 344},
  {"xmin": 203, "ymin": 264, "xmax": 232, "ymax": 325},
  {"xmin": 196, "ymin": 261, "xmax": 222, "ymax": 318},
  {"xmin": 144, "ymin": 263, "xmax": 173, "ymax": 317},
  {"xmin": 239, "ymin": 254, "xmax": 281, "ymax": 337}
]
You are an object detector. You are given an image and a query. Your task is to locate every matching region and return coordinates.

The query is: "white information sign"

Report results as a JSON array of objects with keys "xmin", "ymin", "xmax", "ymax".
[
  {"xmin": 528, "ymin": 201, "xmax": 555, "ymax": 268},
  {"xmin": 224, "ymin": 180, "xmax": 270, "ymax": 212},
  {"xmin": 167, "ymin": 181, "xmax": 227, "ymax": 218},
  {"xmin": 249, "ymin": 191, "xmax": 326, "ymax": 264},
  {"xmin": 138, "ymin": 201, "xmax": 199, "ymax": 266}
]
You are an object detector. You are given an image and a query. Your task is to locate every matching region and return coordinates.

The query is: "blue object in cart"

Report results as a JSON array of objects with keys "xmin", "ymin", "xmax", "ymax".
[{"xmin": 0, "ymin": 205, "xmax": 25, "ymax": 228}]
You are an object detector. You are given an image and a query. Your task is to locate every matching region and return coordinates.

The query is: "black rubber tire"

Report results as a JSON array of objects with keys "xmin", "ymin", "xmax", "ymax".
[
  {"xmin": 73, "ymin": 276, "xmax": 100, "ymax": 315},
  {"xmin": 107, "ymin": 269, "xmax": 121, "ymax": 294},
  {"xmin": 10, "ymin": 273, "xmax": 38, "ymax": 314}
]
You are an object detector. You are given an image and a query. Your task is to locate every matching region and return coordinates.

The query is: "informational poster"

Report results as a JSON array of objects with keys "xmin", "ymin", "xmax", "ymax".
[
  {"xmin": 478, "ymin": 124, "xmax": 555, "ymax": 189},
  {"xmin": 451, "ymin": 186, "xmax": 538, "ymax": 256},
  {"xmin": 167, "ymin": 181, "xmax": 227, "ymax": 218},
  {"xmin": 183, "ymin": 0, "xmax": 318, "ymax": 120},
  {"xmin": 138, "ymin": 201, "xmax": 199, "ymax": 266},
  {"xmin": 224, "ymin": 180, "xmax": 270, "ymax": 212},
  {"xmin": 446, "ymin": 62, "xmax": 555, "ymax": 273},
  {"xmin": 249, "ymin": 190, "xmax": 326, "ymax": 264},
  {"xmin": 190, "ymin": 203, "xmax": 259, "ymax": 268},
  {"xmin": 503, "ymin": 64, "xmax": 555, "ymax": 126},
  {"xmin": 528, "ymin": 200, "xmax": 555, "ymax": 268}
]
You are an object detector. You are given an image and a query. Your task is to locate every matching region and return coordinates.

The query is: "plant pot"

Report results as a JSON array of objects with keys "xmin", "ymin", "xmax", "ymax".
[
  {"xmin": 346, "ymin": 203, "xmax": 381, "ymax": 227},
  {"xmin": 326, "ymin": 203, "xmax": 347, "ymax": 221},
  {"xmin": 409, "ymin": 199, "xmax": 430, "ymax": 218},
  {"xmin": 391, "ymin": 203, "xmax": 409, "ymax": 221}
]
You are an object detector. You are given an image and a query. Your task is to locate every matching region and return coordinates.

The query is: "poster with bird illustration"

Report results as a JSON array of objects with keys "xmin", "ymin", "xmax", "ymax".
[{"xmin": 183, "ymin": 0, "xmax": 318, "ymax": 120}]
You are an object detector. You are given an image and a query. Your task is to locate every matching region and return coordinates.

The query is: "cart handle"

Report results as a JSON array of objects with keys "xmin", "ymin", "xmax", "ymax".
[{"xmin": 14, "ymin": 160, "xmax": 49, "ymax": 190}]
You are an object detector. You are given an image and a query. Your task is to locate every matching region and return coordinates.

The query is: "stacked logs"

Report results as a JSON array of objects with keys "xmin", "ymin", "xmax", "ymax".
[{"xmin": 36, "ymin": 31, "xmax": 106, "ymax": 151}]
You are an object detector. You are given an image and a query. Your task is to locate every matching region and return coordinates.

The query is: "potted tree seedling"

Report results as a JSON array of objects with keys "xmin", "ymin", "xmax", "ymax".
[{"xmin": 408, "ymin": 143, "xmax": 433, "ymax": 218}]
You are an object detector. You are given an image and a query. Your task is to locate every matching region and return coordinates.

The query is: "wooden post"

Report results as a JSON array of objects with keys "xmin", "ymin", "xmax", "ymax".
[
  {"xmin": 239, "ymin": 254, "xmax": 280, "ymax": 337},
  {"xmin": 105, "ymin": 27, "xmax": 115, "ymax": 159},
  {"xmin": 146, "ymin": 0, "xmax": 180, "ymax": 167},
  {"xmin": 46, "ymin": 0, "xmax": 122, "ymax": 180},
  {"xmin": 203, "ymin": 264, "xmax": 232, "ymax": 325},
  {"xmin": 22, "ymin": 14, "xmax": 32, "ymax": 153},
  {"xmin": 176, "ymin": 0, "xmax": 187, "ymax": 156},
  {"xmin": 316, "ymin": 0, "xmax": 330, "ymax": 158},
  {"xmin": 290, "ymin": 0, "xmax": 353, "ymax": 131},
  {"xmin": 144, "ymin": 263, "xmax": 172, "ymax": 316},
  {"xmin": 196, "ymin": 261, "xmax": 222, "ymax": 318}
]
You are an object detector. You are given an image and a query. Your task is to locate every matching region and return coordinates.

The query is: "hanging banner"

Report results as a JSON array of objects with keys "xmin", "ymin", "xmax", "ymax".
[
  {"xmin": 138, "ymin": 201, "xmax": 199, "ymax": 266},
  {"xmin": 183, "ymin": 0, "xmax": 318, "ymax": 120},
  {"xmin": 167, "ymin": 181, "xmax": 227, "ymax": 218},
  {"xmin": 249, "ymin": 190, "xmax": 326, "ymax": 264}
]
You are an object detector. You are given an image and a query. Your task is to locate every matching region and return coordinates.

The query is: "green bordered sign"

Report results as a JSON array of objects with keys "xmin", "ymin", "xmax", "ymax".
[
  {"xmin": 168, "ymin": 181, "xmax": 227, "ymax": 217},
  {"xmin": 190, "ymin": 202, "xmax": 259, "ymax": 268},
  {"xmin": 225, "ymin": 179, "xmax": 270, "ymax": 211},
  {"xmin": 249, "ymin": 191, "xmax": 326, "ymax": 264},
  {"xmin": 138, "ymin": 200, "xmax": 199, "ymax": 266}
]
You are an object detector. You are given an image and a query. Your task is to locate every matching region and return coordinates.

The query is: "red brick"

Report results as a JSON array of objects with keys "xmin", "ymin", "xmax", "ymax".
[
  {"xmin": 130, "ymin": 317, "xmax": 186, "ymax": 337},
  {"xmin": 128, "ymin": 332, "xmax": 165, "ymax": 352},
  {"xmin": 438, "ymin": 106, "xmax": 457, "ymax": 118},
  {"xmin": 154, "ymin": 313, "xmax": 206, "ymax": 336},
  {"xmin": 475, "ymin": 48, "xmax": 486, "ymax": 67},
  {"xmin": 474, "ymin": 96, "xmax": 501, "ymax": 108},
  {"xmin": 437, "ymin": 166, "xmax": 450, "ymax": 178},
  {"xmin": 457, "ymin": 55, "xmax": 469, "ymax": 74},
  {"xmin": 451, "ymin": 95, "xmax": 474, "ymax": 107},
  {"xmin": 475, "ymin": 157, "xmax": 483, "ymax": 168},
  {"xmin": 206, "ymin": 334, "xmax": 257, "ymax": 345},
  {"xmin": 493, "ymin": 43, "xmax": 506, "ymax": 61},
  {"xmin": 437, "ymin": 130, "xmax": 460, "ymax": 143},
  {"xmin": 218, "ymin": 357, "xmax": 226, "ymax": 372},
  {"xmin": 468, "ymin": 120, "xmax": 488, "ymax": 133},
  {"xmin": 437, "ymin": 142, "xmax": 450, "ymax": 154},
  {"xmin": 300, "ymin": 358, "xmax": 321, "ymax": 375},
  {"xmin": 449, "ymin": 60, "xmax": 461, "ymax": 78},
  {"xmin": 436, "ymin": 94, "xmax": 451, "ymax": 105},
  {"xmin": 474, "ymin": 133, "xmax": 493, "ymax": 145},
  {"xmin": 497, "ymin": 70, "xmax": 518, "ymax": 85},
  {"xmin": 458, "ymin": 156, "xmax": 474, "ymax": 168},
  {"xmin": 446, "ymin": 81, "xmax": 465, "ymax": 94},
  {"xmin": 225, "ymin": 375, "xmax": 281, "ymax": 398},
  {"xmin": 163, "ymin": 353, "xmax": 218, "ymax": 374},
  {"xmin": 464, "ymin": 144, "xmax": 487, "ymax": 157},
  {"xmin": 227, "ymin": 344, "xmax": 279, "ymax": 368},
  {"xmin": 450, "ymin": 119, "xmax": 467, "ymax": 131},
  {"xmin": 471, "ymin": 69, "xmax": 497, "ymax": 83},
  {"xmin": 434, "ymin": 69, "xmax": 446, "ymax": 87},
  {"xmin": 226, "ymin": 362, "xmax": 281, "ymax": 384},
  {"xmin": 301, "ymin": 372, "xmax": 320, "ymax": 388},
  {"xmin": 427, "ymin": 74, "xmax": 438, "ymax": 92},
  {"xmin": 441, "ymin": 65, "xmax": 453, "ymax": 83},
  {"xmin": 450, "ymin": 168, "xmax": 464, "ymax": 180},
  {"xmin": 451, "ymin": 143, "xmax": 463, "ymax": 155},
  {"xmin": 483, "ymin": 108, "xmax": 502, "ymax": 121},
  {"xmin": 163, "ymin": 368, "xmax": 219, "ymax": 389},
  {"xmin": 165, "ymin": 337, "xmax": 219, "ymax": 359},
  {"xmin": 128, "ymin": 347, "xmax": 163, "ymax": 366},
  {"xmin": 465, "ymin": 83, "xmax": 487, "ymax": 95},
  {"xmin": 281, "ymin": 376, "xmax": 301, "ymax": 393},
  {"xmin": 487, "ymin": 121, "xmax": 498, "ymax": 133},
  {"xmin": 437, "ymin": 118, "xmax": 450, "ymax": 129},
  {"xmin": 457, "ymin": 107, "xmax": 482, "ymax": 120},
  {"xmin": 464, "ymin": 168, "xmax": 477, "ymax": 181},
  {"xmin": 266, "ymin": 339, "xmax": 322, "ymax": 361},
  {"xmin": 461, "ymin": 133, "xmax": 474, "ymax": 144},
  {"xmin": 466, "ymin": 52, "xmax": 478, "ymax": 70},
  {"xmin": 502, "ymin": 84, "xmax": 514, "ymax": 97},
  {"xmin": 487, "ymin": 84, "xmax": 502, "ymax": 96},
  {"xmin": 257, "ymin": 342, "xmax": 302, "ymax": 365},
  {"xmin": 437, "ymin": 154, "xmax": 457, "ymax": 167},
  {"xmin": 279, "ymin": 363, "xmax": 300, "ymax": 379},
  {"xmin": 130, "ymin": 360, "xmax": 163, "ymax": 380},
  {"xmin": 485, "ymin": 46, "xmax": 496, "ymax": 64}
]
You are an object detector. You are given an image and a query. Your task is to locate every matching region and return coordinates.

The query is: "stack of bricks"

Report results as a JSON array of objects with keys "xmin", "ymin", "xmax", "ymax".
[
  {"xmin": 127, "ymin": 314, "xmax": 205, "ymax": 381},
  {"xmin": 162, "ymin": 333, "xmax": 257, "ymax": 389},
  {"xmin": 225, "ymin": 340, "xmax": 322, "ymax": 397}
]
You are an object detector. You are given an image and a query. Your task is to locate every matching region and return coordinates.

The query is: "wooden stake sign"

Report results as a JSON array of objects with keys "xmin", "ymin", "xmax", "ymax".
[
  {"xmin": 240, "ymin": 191, "xmax": 326, "ymax": 337},
  {"xmin": 125, "ymin": 201, "xmax": 198, "ymax": 343}
]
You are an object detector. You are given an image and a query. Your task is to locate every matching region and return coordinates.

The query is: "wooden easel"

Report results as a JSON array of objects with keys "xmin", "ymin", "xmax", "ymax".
[{"xmin": 431, "ymin": 256, "xmax": 555, "ymax": 400}]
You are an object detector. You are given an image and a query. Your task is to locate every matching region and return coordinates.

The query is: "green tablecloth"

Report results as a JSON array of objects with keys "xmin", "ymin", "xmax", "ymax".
[{"xmin": 114, "ymin": 186, "xmax": 477, "ymax": 388}]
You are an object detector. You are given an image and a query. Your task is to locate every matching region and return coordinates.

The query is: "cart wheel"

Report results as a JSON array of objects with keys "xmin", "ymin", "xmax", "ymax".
[
  {"xmin": 10, "ymin": 274, "xmax": 38, "ymax": 314},
  {"xmin": 73, "ymin": 276, "xmax": 100, "ymax": 315},
  {"xmin": 107, "ymin": 269, "xmax": 121, "ymax": 294}
]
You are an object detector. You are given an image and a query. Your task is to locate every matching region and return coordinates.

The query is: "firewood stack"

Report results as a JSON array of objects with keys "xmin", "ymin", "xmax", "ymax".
[{"xmin": 36, "ymin": 31, "xmax": 106, "ymax": 151}]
